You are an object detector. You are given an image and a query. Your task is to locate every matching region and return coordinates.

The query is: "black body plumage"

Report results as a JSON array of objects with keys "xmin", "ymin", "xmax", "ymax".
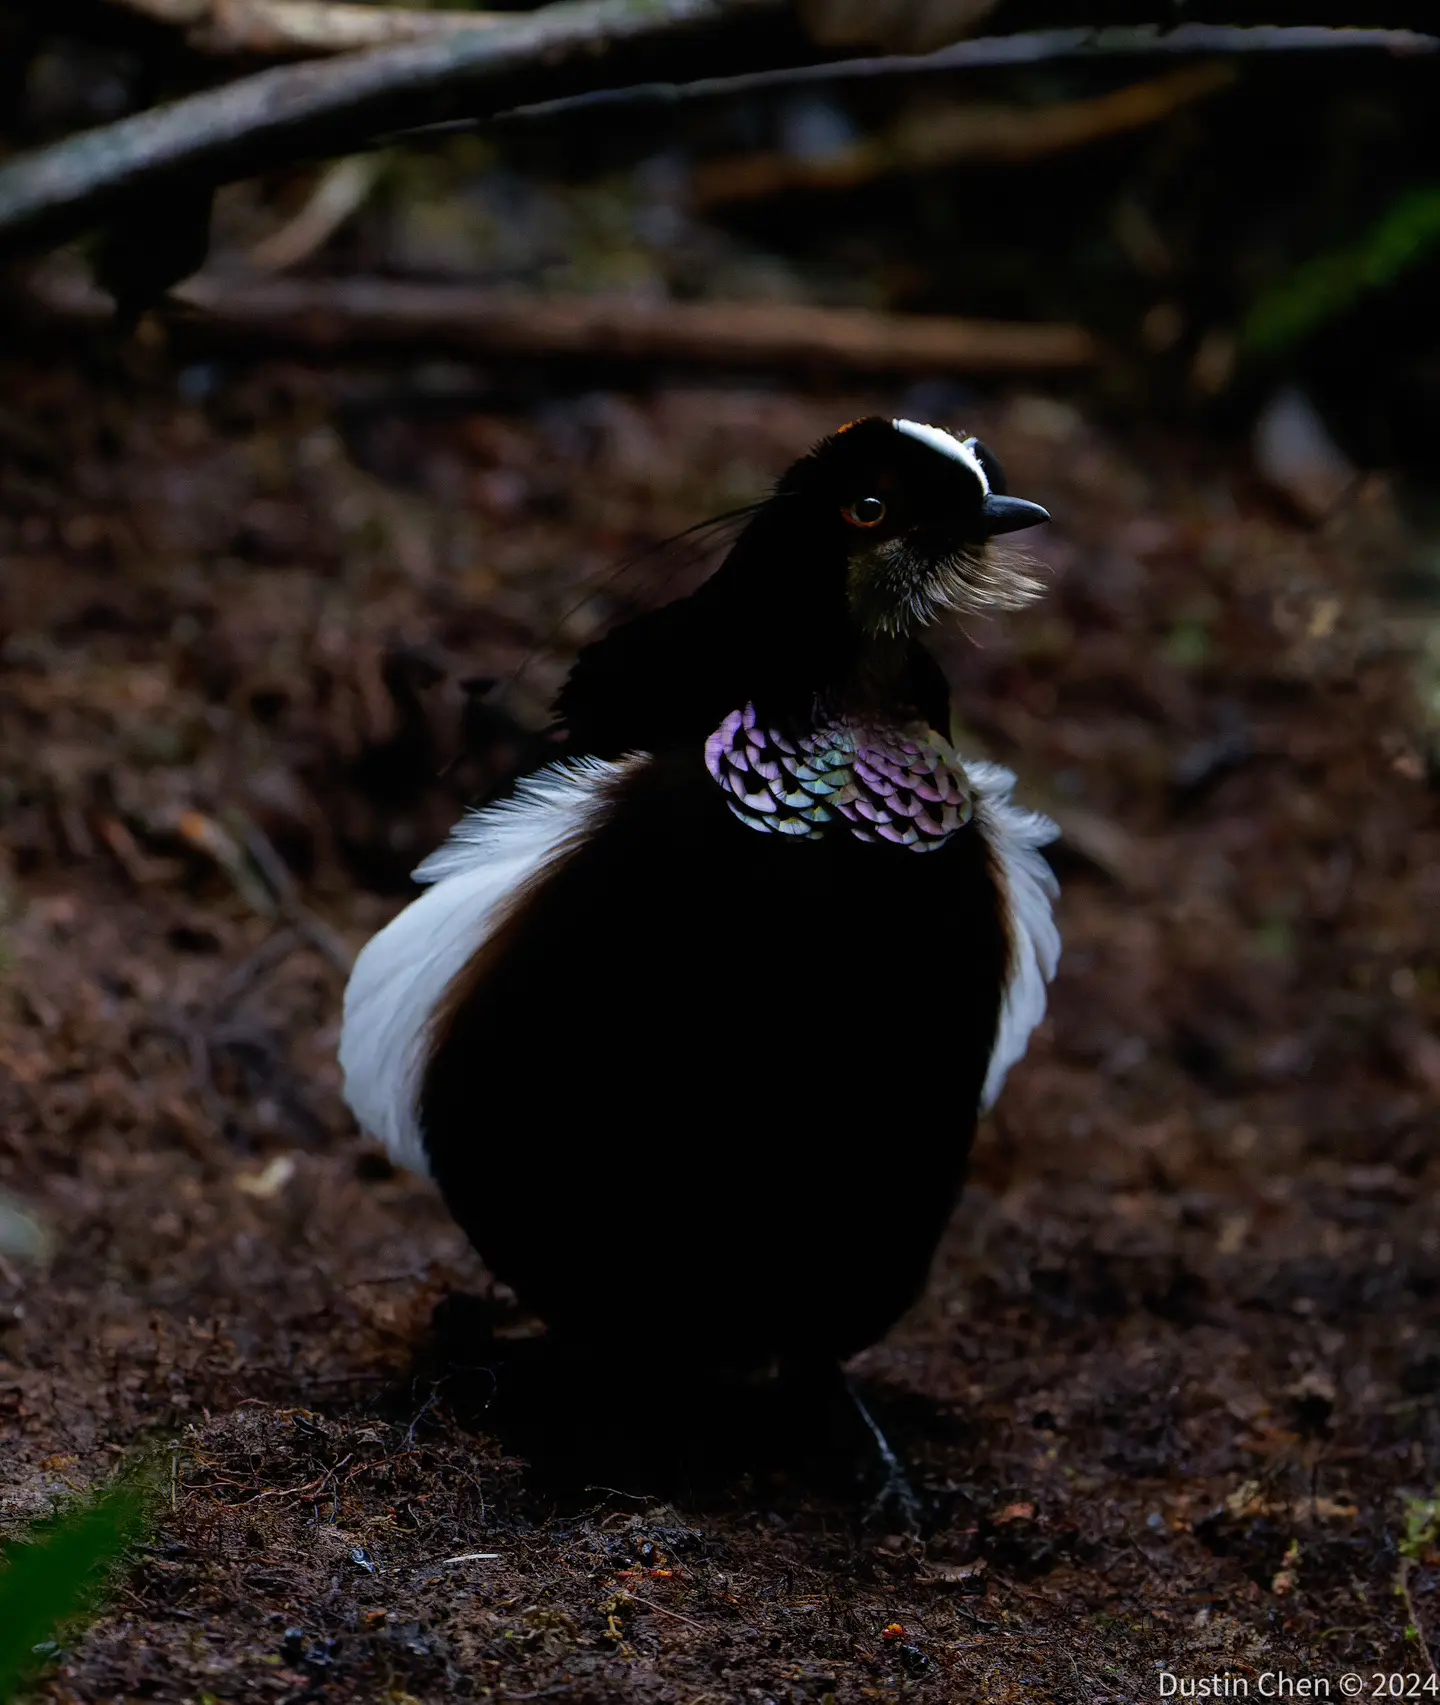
[
  {"xmin": 342, "ymin": 417, "xmax": 1057, "ymax": 1372},
  {"xmin": 422, "ymin": 752, "xmax": 1008, "ymax": 1360}
]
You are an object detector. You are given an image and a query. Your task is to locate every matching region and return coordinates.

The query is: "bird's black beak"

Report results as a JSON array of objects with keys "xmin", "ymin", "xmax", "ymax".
[{"xmin": 981, "ymin": 494, "xmax": 1050, "ymax": 537}]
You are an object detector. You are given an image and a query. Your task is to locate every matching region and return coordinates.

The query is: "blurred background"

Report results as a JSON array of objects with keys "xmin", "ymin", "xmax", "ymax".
[{"xmin": 2, "ymin": 5, "xmax": 1440, "ymax": 1700}]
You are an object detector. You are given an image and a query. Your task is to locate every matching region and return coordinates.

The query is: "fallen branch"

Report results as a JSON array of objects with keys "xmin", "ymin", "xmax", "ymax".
[
  {"xmin": 108, "ymin": 0, "xmax": 510, "ymax": 56},
  {"xmin": 695, "ymin": 61, "xmax": 1236, "ymax": 206},
  {"xmin": 0, "ymin": 0, "xmax": 791, "ymax": 262},
  {"xmin": 35, "ymin": 272, "xmax": 1100, "ymax": 373}
]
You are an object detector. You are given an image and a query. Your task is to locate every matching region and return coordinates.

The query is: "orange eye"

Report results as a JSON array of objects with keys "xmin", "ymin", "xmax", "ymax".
[{"xmin": 842, "ymin": 496, "xmax": 886, "ymax": 528}]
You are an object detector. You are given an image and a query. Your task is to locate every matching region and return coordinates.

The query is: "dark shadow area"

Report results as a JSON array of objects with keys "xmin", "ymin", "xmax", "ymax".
[{"xmin": 400, "ymin": 1289, "xmax": 957, "ymax": 1532}]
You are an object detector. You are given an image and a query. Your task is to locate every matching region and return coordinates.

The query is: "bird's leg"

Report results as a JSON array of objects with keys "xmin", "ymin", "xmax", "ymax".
[
  {"xmin": 775, "ymin": 1358, "xmax": 923, "ymax": 1532},
  {"xmin": 844, "ymin": 1377, "xmax": 923, "ymax": 1536}
]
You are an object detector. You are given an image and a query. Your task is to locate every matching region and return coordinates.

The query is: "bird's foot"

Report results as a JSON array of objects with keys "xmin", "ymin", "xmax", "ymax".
[{"xmin": 847, "ymin": 1381, "xmax": 923, "ymax": 1537}]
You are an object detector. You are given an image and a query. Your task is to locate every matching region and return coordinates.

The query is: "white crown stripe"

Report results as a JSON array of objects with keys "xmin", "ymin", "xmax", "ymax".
[{"xmin": 892, "ymin": 419, "xmax": 990, "ymax": 493}]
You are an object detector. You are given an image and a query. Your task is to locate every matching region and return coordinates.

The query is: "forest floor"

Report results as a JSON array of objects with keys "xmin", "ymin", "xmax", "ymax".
[{"xmin": 1, "ymin": 351, "xmax": 1439, "ymax": 1704}]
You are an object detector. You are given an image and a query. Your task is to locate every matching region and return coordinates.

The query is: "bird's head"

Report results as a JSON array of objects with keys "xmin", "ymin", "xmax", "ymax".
[
  {"xmin": 764, "ymin": 416, "xmax": 1051, "ymax": 638},
  {"xmin": 554, "ymin": 416, "xmax": 1052, "ymax": 752}
]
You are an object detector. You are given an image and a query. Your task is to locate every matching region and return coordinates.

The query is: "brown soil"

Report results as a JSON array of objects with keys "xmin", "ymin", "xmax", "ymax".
[{"xmin": 2, "ymin": 358, "xmax": 1438, "ymax": 1703}]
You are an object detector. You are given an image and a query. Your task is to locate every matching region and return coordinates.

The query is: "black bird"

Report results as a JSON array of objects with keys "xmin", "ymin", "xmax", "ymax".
[{"xmin": 341, "ymin": 418, "xmax": 1058, "ymax": 1388}]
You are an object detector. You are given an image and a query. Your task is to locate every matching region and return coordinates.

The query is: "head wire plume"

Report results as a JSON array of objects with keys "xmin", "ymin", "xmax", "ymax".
[{"xmin": 491, "ymin": 496, "xmax": 777, "ymax": 722}]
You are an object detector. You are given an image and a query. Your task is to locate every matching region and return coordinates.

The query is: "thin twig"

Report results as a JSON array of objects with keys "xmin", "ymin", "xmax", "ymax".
[
  {"xmin": 220, "ymin": 1473, "xmax": 327, "ymax": 1507},
  {"xmin": 212, "ymin": 925, "xmax": 302, "ymax": 1012},
  {"xmin": 231, "ymin": 810, "xmax": 354, "ymax": 974},
  {"xmin": 478, "ymin": 22, "xmax": 1438, "ymax": 133},
  {"xmin": 1399, "ymin": 1558, "xmax": 1437, "ymax": 1678},
  {"xmin": 618, "ymin": 1590, "xmax": 709, "ymax": 1634},
  {"xmin": 694, "ymin": 61, "xmax": 1235, "ymax": 205},
  {"xmin": 152, "ymin": 1009, "xmax": 228, "ymax": 1134},
  {"xmin": 246, "ymin": 153, "xmax": 385, "ymax": 271},
  {"xmin": 406, "ymin": 1391, "xmax": 440, "ymax": 1446}
]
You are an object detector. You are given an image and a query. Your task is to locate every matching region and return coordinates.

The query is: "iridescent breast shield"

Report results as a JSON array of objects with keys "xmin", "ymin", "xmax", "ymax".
[{"xmin": 704, "ymin": 703, "xmax": 973, "ymax": 852}]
